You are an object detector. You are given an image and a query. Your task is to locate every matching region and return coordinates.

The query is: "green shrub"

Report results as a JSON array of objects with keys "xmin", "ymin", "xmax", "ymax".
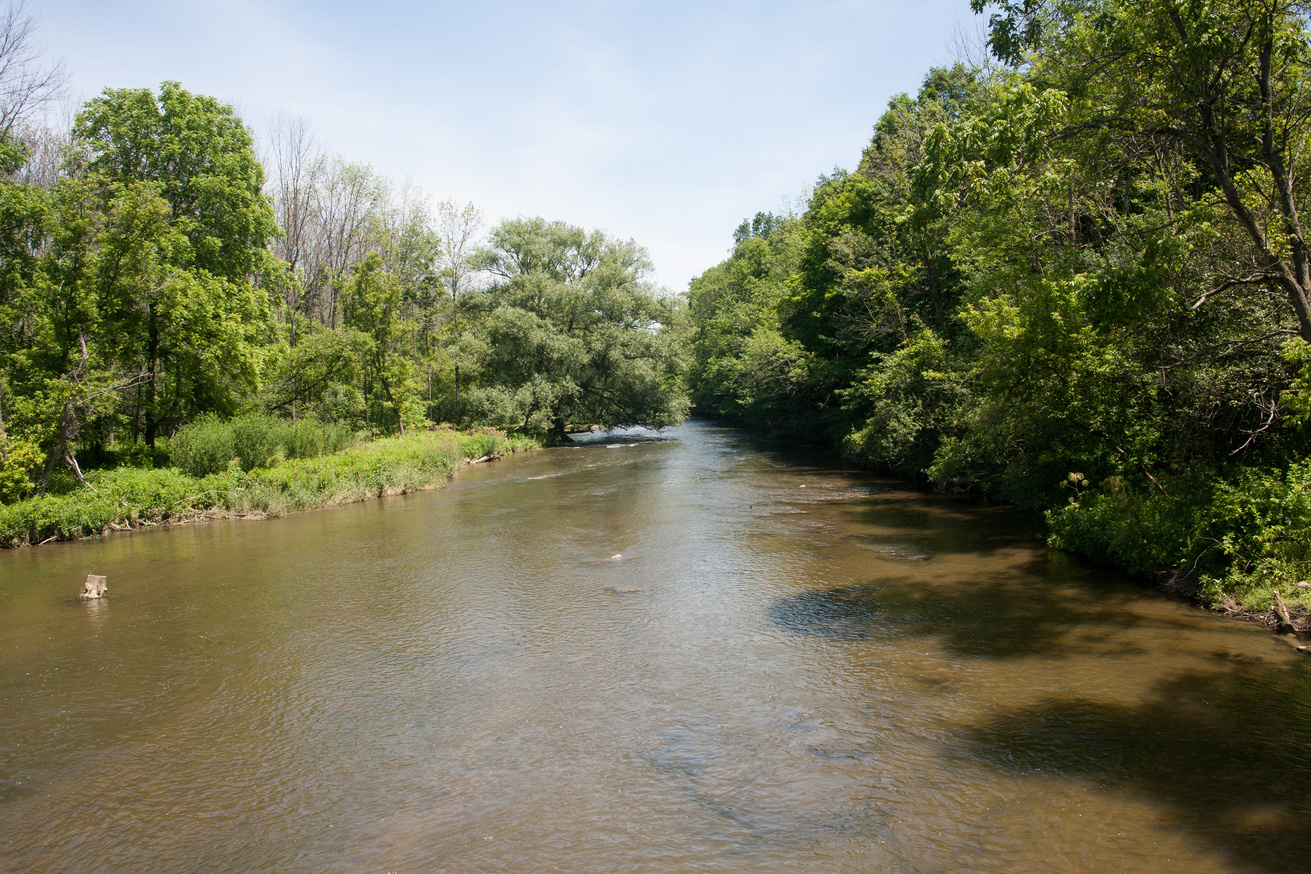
[
  {"xmin": 282, "ymin": 419, "xmax": 355, "ymax": 459},
  {"xmin": 169, "ymin": 415, "xmax": 237, "ymax": 477},
  {"xmin": 0, "ymin": 436, "xmax": 44, "ymax": 504},
  {"xmin": 1199, "ymin": 461, "xmax": 1311, "ymax": 611},
  {"xmin": 1046, "ymin": 476, "xmax": 1206, "ymax": 576},
  {"xmin": 1048, "ymin": 462, "xmax": 1311, "ymax": 614},
  {"xmin": 229, "ymin": 415, "xmax": 284, "ymax": 472},
  {"xmin": 170, "ymin": 414, "xmax": 359, "ymax": 476}
]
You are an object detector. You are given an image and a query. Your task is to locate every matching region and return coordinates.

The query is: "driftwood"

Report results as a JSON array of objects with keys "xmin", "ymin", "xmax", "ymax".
[
  {"xmin": 1274, "ymin": 591, "xmax": 1298, "ymax": 635},
  {"xmin": 466, "ymin": 452, "xmax": 502, "ymax": 465},
  {"xmin": 79, "ymin": 574, "xmax": 107, "ymax": 600}
]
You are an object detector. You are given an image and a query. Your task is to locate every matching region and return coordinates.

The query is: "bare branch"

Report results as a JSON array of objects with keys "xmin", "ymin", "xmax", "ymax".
[
  {"xmin": 1230, "ymin": 394, "xmax": 1281, "ymax": 455},
  {"xmin": 0, "ymin": 1, "xmax": 67, "ymax": 138}
]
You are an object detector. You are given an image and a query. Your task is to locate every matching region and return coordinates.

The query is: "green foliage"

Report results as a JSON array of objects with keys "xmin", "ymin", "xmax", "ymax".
[
  {"xmin": 343, "ymin": 252, "xmax": 426, "ymax": 434},
  {"xmin": 168, "ymin": 413, "xmax": 354, "ymax": 477},
  {"xmin": 457, "ymin": 217, "xmax": 688, "ymax": 438},
  {"xmin": 840, "ymin": 331, "xmax": 966, "ymax": 474},
  {"xmin": 1200, "ymin": 462, "xmax": 1311, "ymax": 612},
  {"xmin": 0, "ymin": 465, "xmax": 213, "ymax": 547},
  {"xmin": 1047, "ymin": 477, "xmax": 1207, "ymax": 577},
  {"xmin": 0, "ymin": 436, "xmax": 43, "ymax": 503},
  {"xmin": 74, "ymin": 81, "xmax": 279, "ymax": 282},
  {"xmin": 1052, "ymin": 461, "xmax": 1311, "ymax": 613},
  {"xmin": 0, "ymin": 428, "xmax": 539, "ymax": 548},
  {"xmin": 686, "ymin": 220, "xmax": 822, "ymax": 434}
]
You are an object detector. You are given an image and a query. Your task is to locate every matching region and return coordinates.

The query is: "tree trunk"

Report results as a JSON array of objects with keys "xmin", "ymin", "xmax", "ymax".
[
  {"xmin": 550, "ymin": 416, "xmax": 573, "ymax": 443},
  {"xmin": 144, "ymin": 305, "xmax": 160, "ymax": 448}
]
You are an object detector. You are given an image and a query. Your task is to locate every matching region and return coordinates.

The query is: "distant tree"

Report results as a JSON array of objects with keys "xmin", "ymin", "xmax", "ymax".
[
  {"xmin": 309, "ymin": 156, "xmax": 385, "ymax": 328},
  {"xmin": 732, "ymin": 211, "xmax": 785, "ymax": 247},
  {"xmin": 435, "ymin": 199, "xmax": 484, "ymax": 328},
  {"xmin": 264, "ymin": 112, "xmax": 322, "ymax": 342},
  {"xmin": 0, "ymin": 1, "xmax": 66, "ymax": 140},
  {"xmin": 458, "ymin": 217, "xmax": 687, "ymax": 439}
]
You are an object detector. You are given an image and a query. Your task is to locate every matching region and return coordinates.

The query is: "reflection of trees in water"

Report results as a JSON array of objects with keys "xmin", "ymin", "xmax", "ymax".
[{"xmin": 962, "ymin": 658, "xmax": 1311, "ymax": 873}]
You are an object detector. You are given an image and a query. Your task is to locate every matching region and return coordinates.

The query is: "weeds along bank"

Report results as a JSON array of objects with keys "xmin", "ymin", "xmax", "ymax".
[{"xmin": 0, "ymin": 427, "xmax": 539, "ymax": 549}]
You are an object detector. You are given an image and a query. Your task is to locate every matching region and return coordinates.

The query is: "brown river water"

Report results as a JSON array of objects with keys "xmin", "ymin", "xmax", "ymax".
[{"xmin": 1, "ymin": 420, "xmax": 1309, "ymax": 873}]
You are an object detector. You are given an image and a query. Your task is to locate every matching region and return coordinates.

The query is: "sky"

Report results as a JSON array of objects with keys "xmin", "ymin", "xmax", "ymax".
[{"xmin": 35, "ymin": 0, "xmax": 978, "ymax": 292}]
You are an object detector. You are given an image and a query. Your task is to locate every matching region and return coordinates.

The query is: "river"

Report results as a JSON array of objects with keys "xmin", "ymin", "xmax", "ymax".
[{"xmin": 1, "ymin": 420, "xmax": 1308, "ymax": 873}]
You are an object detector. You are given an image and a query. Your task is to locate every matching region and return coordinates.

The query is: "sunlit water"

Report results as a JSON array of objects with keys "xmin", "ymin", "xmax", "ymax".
[{"xmin": 1, "ymin": 421, "xmax": 1308, "ymax": 873}]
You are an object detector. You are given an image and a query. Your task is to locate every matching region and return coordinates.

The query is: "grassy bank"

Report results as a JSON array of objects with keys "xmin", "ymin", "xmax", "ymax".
[{"xmin": 0, "ymin": 428, "xmax": 540, "ymax": 548}]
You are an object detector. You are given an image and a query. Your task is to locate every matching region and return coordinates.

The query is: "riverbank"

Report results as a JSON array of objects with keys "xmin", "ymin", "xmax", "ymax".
[{"xmin": 0, "ymin": 428, "xmax": 540, "ymax": 548}]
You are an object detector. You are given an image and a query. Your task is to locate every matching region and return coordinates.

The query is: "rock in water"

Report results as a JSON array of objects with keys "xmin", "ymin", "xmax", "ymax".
[{"xmin": 79, "ymin": 574, "xmax": 107, "ymax": 600}]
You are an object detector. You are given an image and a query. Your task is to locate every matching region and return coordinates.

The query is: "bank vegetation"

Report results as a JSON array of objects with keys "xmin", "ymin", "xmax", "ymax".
[
  {"xmin": 685, "ymin": 0, "xmax": 1311, "ymax": 631},
  {"xmin": 0, "ymin": 6, "xmax": 680, "ymax": 547},
  {"xmin": 0, "ymin": 420, "xmax": 537, "ymax": 548}
]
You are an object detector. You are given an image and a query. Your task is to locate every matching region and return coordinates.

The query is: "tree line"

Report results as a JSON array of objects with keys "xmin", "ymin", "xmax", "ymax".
[
  {"xmin": 686, "ymin": 0, "xmax": 1311, "ymax": 616},
  {"xmin": 3, "ymin": 0, "xmax": 1309, "ymax": 617},
  {"xmin": 0, "ymin": 7, "xmax": 685, "ymax": 503}
]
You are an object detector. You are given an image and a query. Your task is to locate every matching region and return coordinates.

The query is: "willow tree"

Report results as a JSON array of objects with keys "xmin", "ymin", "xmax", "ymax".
[{"xmin": 455, "ymin": 217, "xmax": 687, "ymax": 439}]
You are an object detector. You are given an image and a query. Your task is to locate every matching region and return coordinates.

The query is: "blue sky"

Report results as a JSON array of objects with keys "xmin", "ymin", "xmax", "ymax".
[{"xmin": 37, "ymin": 0, "xmax": 977, "ymax": 291}]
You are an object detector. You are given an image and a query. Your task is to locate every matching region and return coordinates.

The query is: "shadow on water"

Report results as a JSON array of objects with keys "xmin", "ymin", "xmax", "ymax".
[
  {"xmin": 959, "ymin": 657, "xmax": 1311, "ymax": 873},
  {"xmin": 843, "ymin": 498, "xmax": 1042, "ymax": 558},
  {"xmin": 768, "ymin": 570, "xmax": 1147, "ymax": 659}
]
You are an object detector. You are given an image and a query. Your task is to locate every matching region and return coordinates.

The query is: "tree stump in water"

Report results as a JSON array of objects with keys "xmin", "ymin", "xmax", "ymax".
[{"xmin": 79, "ymin": 575, "xmax": 107, "ymax": 600}]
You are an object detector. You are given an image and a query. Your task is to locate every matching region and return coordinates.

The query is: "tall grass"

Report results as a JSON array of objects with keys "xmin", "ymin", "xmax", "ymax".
[
  {"xmin": 0, "ymin": 429, "xmax": 539, "ymax": 548},
  {"xmin": 169, "ymin": 414, "xmax": 356, "ymax": 476}
]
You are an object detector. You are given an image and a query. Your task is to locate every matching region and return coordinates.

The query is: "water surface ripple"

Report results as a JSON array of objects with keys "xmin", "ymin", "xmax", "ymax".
[{"xmin": 1, "ymin": 421, "xmax": 1308, "ymax": 873}]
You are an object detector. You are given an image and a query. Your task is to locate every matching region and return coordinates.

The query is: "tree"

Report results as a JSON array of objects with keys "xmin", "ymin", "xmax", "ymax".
[
  {"xmin": 0, "ymin": 1, "xmax": 66, "ymax": 139},
  {"xmin": 458, "ymin": 217, "xmax": 688, "ymax": 439},
  {"xmin": 342, "ymin": 252, "xmax": 423, "ymax": 434},
  {"xmin": 309, "ymin": 156, "xmax": 385, "ymax": 328},
  {"xmin": 73, "ymin": 81, "xmax": 279, "ymax": 283},
  {"xmin": 68, "ymin": 83, "xmax": 278, "ymax": 445},
  {"xmin": 971, "ymin": 0, "xmax": 1311, "ymax": 342},
  {"xmin": 433, "ymin": 199, "xmax": 484, "ymax": 406},
  {"xmin": 264, "ymin": 112, "xmax": 322, "ymax": 343},
  {"xmin": 435, "ymin": 199, "xmax": 484, "ymax": 327}
]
